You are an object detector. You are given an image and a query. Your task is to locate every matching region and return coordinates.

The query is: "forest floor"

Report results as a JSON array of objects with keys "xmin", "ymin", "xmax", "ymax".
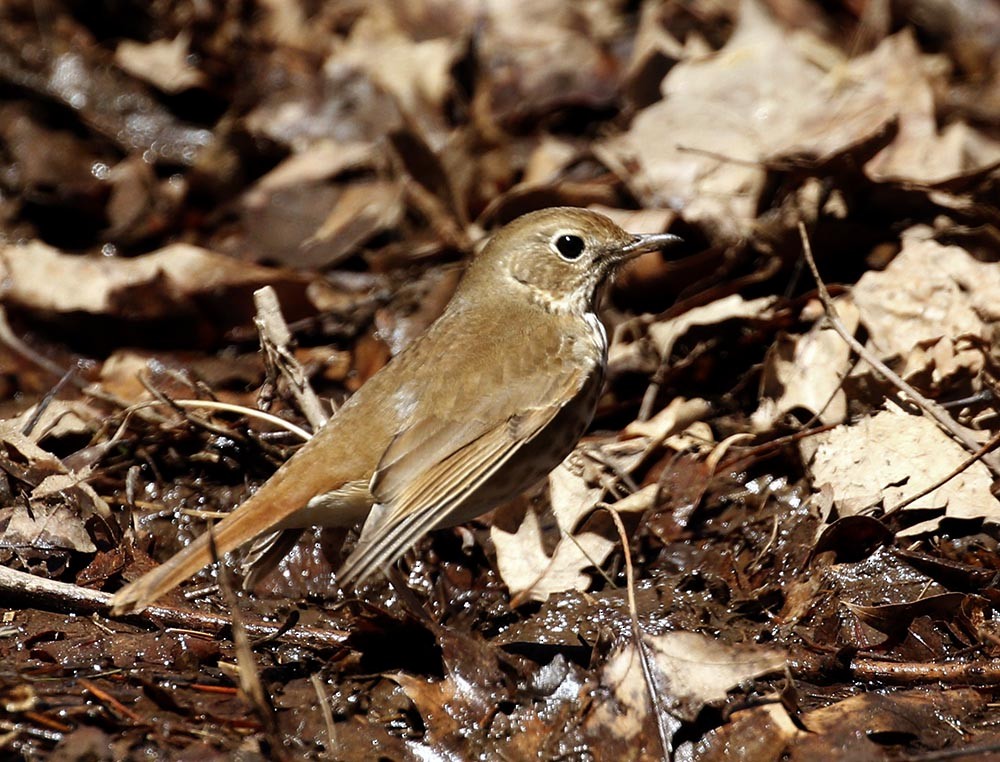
[{"xmin": 1, "ymin": 0, "xmax": 1000, "ymax": 759}]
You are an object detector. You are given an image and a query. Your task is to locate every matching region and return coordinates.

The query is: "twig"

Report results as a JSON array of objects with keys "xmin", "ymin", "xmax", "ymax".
[
  {"xmin": 120, "ymin": 398, "xmax": 312, "ymax": 442},
  {"xmin": 631, "ymin": 251, "xmax": 784, "ymax": 422},
  {"xmin": 603, "ymin": 505, "xmax": 674, "ymax": 760},
  {"xmin": 790, "ymin": 648, "xmax": 1000, "ymax": 686},
  {"xmin": 78, "ymin": 678, "xmax": 146, "ymax": 725},
  {"xmin": 796, "ymin": 222, "xmax": 1000, "ymax": 478},
  {"xmin": 0, "ymin": 305, "xmax": 68, "ymax": 378},
  {"xmin": 883, "ymin": 429, "xmax": 1000, "ymax": 517},
  {"xmin": 901, "ymin": 744, "xmax": 1000, "ymax": 762},
  {"xmin": 20, "ymin": 365, "xmax": 78, "ymax": 436},
  {"xmin": 209, "ymin": 527, "xmax": 285, "ymax": 756},
  {"xmin": 309, "ymin": 672, "xmax": 338, "ymax": 759},
  {"xmin": 0, "ymin": 305, "xmax": 166, "ymax": 423},
  {"xmin": 138, "ymin": 376, "xmax": 245, "ymax": 442},
  {"xmin": 0, "ymin": 564, "xmax": 347, "ymax": 649},
  {"xmin": 254, "ymin": 286, "xmax": 328, "ymax": 431},
  {"xmin": 718, "ymin": 423, "xmax": 839, "ymax": 472}
]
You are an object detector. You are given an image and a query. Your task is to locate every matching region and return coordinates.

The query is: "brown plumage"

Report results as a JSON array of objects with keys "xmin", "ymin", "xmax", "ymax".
[{"xmin": 110, "ymin": 207, "xmax": 681, "ymax": 614}]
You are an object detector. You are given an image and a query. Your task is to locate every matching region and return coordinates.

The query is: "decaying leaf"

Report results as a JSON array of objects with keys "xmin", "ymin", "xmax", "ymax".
[
  {"xmin": 854, "ymin": 226, "xmax": 1000, "ymax": 365},
  {"xmin": 753, "ymin": 296, "xmax": 859, "ymax": 430},
  {"xmin": 0, "ymin": 502, "xmax": 96, "ymax": 555},
  {"xmin": 584, "ymin": 631, "xmax": 785, "ymax": 744},
  {"xmin": 801, "ymin": 405, "xmax": 1000, "ymax": 532},
  {"xmin": 0, "ymin": 423, "xmax": 110, "ymax": 566},
  {"xmin": 493, "ymin": 398, "xmax": 710, "ymax": 603},
  {"xmin": 844, "ymin": 592, "xmax": 990, "ymax": 638},
  {"xmin": 692, "ymin": 688, "xmax": 983, "ymax": 761},
  {"xmin": 0, "ymin": 241, "xmax": 308, "ymax": 319}
]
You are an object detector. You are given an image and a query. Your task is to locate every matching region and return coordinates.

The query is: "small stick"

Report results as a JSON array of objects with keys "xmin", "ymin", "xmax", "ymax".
[
  {"xmin": 884, "ymin": 429, "xmax": 1000, "ymax": 517},
  {"xmin": 309, "ymin": 672, "xmax": 338, "ymax": 759},
  {"xmin": 0, "ymin": 305, "xmax": 163, "ymax": 422},
  {"xmin": 20, "ymin": 365, "xmax": 78, "ymax": 437},
  {"xmin": 0, "ymin": 564, "xmax": 346, "ymax": 649},
  {"xmin": 790, "ymin": 649, "xmax": 1000, "ymax": 686},
  {"xmin": 603, "ymin": 505, "xmax": 674, "ymax": 759},
  {"xmin": 78, "ymin": 678, "xmax": 146, "ymax": 725},
  {"xmin": 209, "ymin": 527, "xmax": 284, "ymax": 752},
  {"xmin": 254, "ymin": 286, "xmax": 328, "ymax": 431},
  {"xmin": 120, "ymin": 398, "xmax": 312, "ymax": 442}
]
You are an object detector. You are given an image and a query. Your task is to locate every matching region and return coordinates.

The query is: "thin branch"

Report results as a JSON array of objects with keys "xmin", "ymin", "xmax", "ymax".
[
  {"xmin": 790, "ymin": 647, "xmax": 1000, "ymax": 686},
  {"xmin": 0, "ymin": 564, "xmax": 347, "ymax": 649},
  {"xmin": 254, "ymin": 286, "xmax": 328, "ymax": 430},
  {"xmin": 310, "ymin": 672, "xmax": 338, "ymax": 759},
  {"xmin": 884, "ymin": 429, "xmax": 1000, "ymax": 517},
  {"xmin": 603, "ymin": 505, "xmax": 674, "ymax": 759},
  {"xmin": 209, "ymin": 526, "xmax": 284, "ymax": 755},
  {"xmin": 0, "ymin": 305, "xmax": 68, "ymax": 378},
  {"xmin": 121, "ymin": 398, "xmax": 312, "ymax": 442}
]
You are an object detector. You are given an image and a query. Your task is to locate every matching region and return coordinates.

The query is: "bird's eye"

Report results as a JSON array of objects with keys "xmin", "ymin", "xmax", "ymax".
[{"xmin": 554, "ymin": 234, "xmax": 585, "ymax": 261}]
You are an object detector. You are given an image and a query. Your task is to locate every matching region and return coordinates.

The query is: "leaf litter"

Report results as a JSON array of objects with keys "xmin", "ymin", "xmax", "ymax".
[{"xmin": 1, "ymin": 0, "xmax": 1000, "ymax": 759}]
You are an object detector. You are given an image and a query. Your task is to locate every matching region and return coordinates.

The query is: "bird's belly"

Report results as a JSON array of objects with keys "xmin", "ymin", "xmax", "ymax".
[{"xmin": 438, "ymin": 365, "xmax": 604, "ymax": 528}]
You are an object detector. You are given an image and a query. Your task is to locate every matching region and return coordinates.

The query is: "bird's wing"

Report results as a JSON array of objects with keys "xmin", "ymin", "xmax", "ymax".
[{"xmin": 336, "ymin": 326, "xmax": 595, "ymax": 587}]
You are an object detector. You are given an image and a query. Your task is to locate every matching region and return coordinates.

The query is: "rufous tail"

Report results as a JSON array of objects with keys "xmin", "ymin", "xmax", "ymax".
[{"xmin": 109, "ymin": 450, "xmax": 341, "ymax": 615}]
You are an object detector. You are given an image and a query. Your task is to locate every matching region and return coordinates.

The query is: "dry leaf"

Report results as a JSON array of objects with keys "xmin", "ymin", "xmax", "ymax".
[
  {"xmin": 585, "ymin": 631, "xmax": 785, "ymax": 743},
  {"xmin": 307, "ymin": 181, "xmax": 405, "ymax": 263},
  {"xmin": 492, "ymin": 462, "xmax": 615, "ymax": 604},
  {"xmin": 801, "ymin": 405, "xmax": 1000, "ymax": 532},
  {"xmin": 601, "ymin": 1, "xmax": 896, "ymax": 240},
  {"xmin": 245, "ymin": 140, "xmax": 375, "ymax": 202},
  {"xmin": 863, "ymin": 31, "xmax": 1000, "ymax": 184},
  {"xmin": 623, "ymin": 396, "xmax": 713, "ymax": 444},
  {"xmin": 115, "ymin": 33, "xmax": 206, "ymax": 94},
  {"xmin": 646, "ymin": 295, "xmax": 779, "ymax": 362},
  {"xmin": 853, "ymin": 226, "xmax": 1000, "ymax": 360},
  {"xmin": 335, "ymin": 11, "xmax": 462, "ymax": 143},
  {"xmin": 13, "ymin": 400, "xmax": 102, "ymax": 442},
  {"xmin": 752, "ymin": 296, "xmax": 859, "ymax": 430},
  {"xmin": 0, "ymin": 241, "xmax": 303, "ymax": 318}
]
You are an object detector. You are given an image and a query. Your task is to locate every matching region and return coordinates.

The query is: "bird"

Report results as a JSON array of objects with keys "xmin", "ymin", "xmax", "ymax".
[{"xmin": 110, "ymin": 207, "xmax": 682, "ymax": 614}]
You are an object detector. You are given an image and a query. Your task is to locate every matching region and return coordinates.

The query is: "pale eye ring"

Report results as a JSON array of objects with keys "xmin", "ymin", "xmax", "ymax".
[{"xmin": 553, "ymin": 233, "xmax": 585, "ymax": 261}]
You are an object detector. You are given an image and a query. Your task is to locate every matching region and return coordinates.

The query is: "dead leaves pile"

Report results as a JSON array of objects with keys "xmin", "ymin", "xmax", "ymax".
[{"xmin": 1, "ymin": 0, "xmax": 1000, "ymax": 759}]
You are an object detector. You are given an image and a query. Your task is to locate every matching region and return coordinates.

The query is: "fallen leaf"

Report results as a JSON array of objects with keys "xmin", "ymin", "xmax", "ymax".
[
  {"xmin": 115, "ymin": 33, "xmax": 206, "ymax": 94},
  {"xmin": 600, "ymin": 1, "xmax": 897, "ymax": 240},
  {"xmin": 584, "ymin": 631, "xmax": 785, "ymax": 745},
  {"xmin": 844, "ymin": 593, "xmax": 990, "ymax": 638},
  {"xmin": 853, "ymin": 226, "xmax": 1000, "ymax": 360},
  {"xmin": 0, "ymin": 240, "xmax": 306, "ymax": 318},
  {"xmin": 492, "ymin": 493, "xmax": 615, "ymax": 605},
  {"xmin": 863, "ymin": 31, "xmax": 1000, "ymax": 184},
  {"xmin": 801, "ymin": 405, "xmax": 1000, "ymax": 533},
  {"xmin": 752, "ymin": 296, "xmax": 858, "ymax": 430},
  {"xmin": 644, "ymin": 295, "xmax": 779, "ymax": 362},
  {"xmin": 0, "ymin": 502, "xmax": 95, "ymax": 554}
]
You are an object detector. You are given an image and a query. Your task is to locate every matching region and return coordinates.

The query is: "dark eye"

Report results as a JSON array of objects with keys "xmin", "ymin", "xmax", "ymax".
[{"xmin": 554, "ymin": 234, "xmax": 585, "ymax": 260}]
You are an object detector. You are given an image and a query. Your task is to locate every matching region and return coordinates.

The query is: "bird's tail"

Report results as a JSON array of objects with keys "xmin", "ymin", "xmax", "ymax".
[{"xmin": 109, "ymin": 447, "xmax": 353, "ymax": 615}]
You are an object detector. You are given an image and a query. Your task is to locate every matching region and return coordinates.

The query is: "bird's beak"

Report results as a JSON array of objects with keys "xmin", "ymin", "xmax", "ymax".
[{"xmin": 621, "ymin": 232, "xmax": 684, "ymax": 258}]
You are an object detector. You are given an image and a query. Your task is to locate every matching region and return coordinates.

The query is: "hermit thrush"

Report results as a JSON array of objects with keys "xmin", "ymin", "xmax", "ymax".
[{"xmin": 110, "ymin": 207, "xmax": 681, "ymax": 614}]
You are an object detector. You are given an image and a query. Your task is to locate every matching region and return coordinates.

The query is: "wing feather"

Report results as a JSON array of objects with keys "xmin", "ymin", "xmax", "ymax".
[
  {"xmin": 336, "ymin": 300, "xmax": 603, "ymax": 588},
  {"xmin": 337, "ymin": 401, "xmax": 571, "ymax": 587}
]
